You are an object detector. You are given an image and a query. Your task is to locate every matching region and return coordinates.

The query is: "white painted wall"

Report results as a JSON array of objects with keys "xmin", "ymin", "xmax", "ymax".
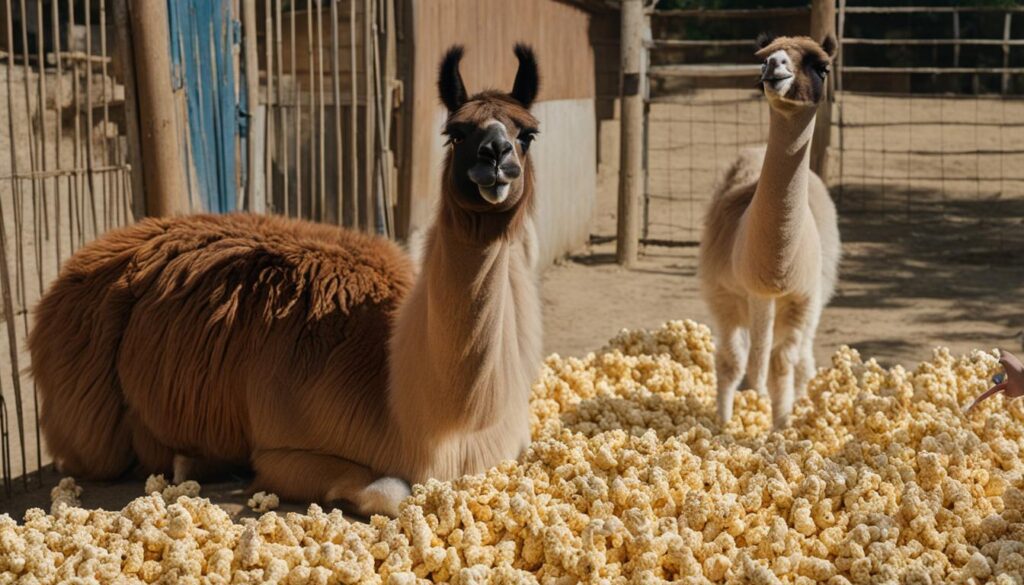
[{"xmin": 530, "ymin": 99, "xmax": 597, "ymax": 268}]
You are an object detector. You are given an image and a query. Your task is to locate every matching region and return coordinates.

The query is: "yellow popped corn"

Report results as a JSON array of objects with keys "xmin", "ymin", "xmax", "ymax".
[
  {"xmin": 48, "ymin": 477, "xmax": 82, "ymax": 512},
  {"xmin": 3, "ymin": 320, "xmax": 1023, "ymax": 583},
  {"xmin": 247, "ymin": 491, "xmax": 280, "ymax": 513},
  {"xmin": 144, "ymin": 473, "xmax": 168, "ymax": 495}
]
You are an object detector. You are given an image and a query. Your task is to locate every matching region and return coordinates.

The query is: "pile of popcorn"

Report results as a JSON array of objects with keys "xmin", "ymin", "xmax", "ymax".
[{"xmin": 4, "ymin": 320, "xmax": 1024, "ymax": 584}]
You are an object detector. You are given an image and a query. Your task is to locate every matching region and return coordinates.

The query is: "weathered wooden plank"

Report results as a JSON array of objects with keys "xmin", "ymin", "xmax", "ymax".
[
  {"xmin": 649, "ymin": 64, "xmax": 761, "ymax": 78},
  {"xmin": 652, "ymin": 7, "xmax": 810, "ymax": 18}
]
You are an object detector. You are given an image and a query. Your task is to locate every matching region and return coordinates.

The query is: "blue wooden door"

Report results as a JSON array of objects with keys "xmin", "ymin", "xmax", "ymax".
[{"xmin": 167, "ymin": 0, "xmax": 239, "ymax": 213}]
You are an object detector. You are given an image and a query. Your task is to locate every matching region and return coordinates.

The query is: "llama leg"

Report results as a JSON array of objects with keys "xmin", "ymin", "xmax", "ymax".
[
  {"xmin": 794, "ymin": 340, "xmax": 815, "ymax": 400},
  {"xmin": 173, "ymin": 455, "xmax": 196, "ymax": 484},
  {"xmin": 767, "ymin": 329, "xmax": 803, "ymax": 430},
  {"xmin": 746, "ymin": 296, "xmax": 775, "ymax": 398},
  {"xmin": 715, "ymin": 321, "xmax": 749, "ymax": 423},
  {"xmin": 251, "ymin": 449, "xmax": 410, "ymax": 517},
  {"xmin": 794, "ymin": 303, "xmax": 823, "ymax": 399},
  {"xmin": 794, "ymin": 333, "xmax": 817, "ymax": 400},
  {"xmin": 768, "ymin": 299, "xmax": 812, "ymax": 429}
]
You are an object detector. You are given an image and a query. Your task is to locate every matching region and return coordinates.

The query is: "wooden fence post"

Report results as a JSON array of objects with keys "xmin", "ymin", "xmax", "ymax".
[
  {"xmin": 1003, "ymin": 13, "xmax": 1013, "ymax": 95},
  {"xmin": 111, "ymin": 0, "xmax": 145, "ymax": 220},
  {"xmin": 242, "ymin": 0, "xmax": 263, "ymax": 213},
  {"xmin": 810, "ymin": 0, "xmax": 835, "ymax": 179},
  {"xmin": 129, "ymin": 0, "xmax": 187, "ymax": 217},
  {"xmin": 616, "ymin": 0, "xmax": 644, "ymax": 267}
]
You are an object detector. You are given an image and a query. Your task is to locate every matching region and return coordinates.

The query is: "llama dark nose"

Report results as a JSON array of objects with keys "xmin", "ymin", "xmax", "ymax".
[
  {"xmin": 478, "ymin": 138, "xmax": 513, "ymax": 163},
  {"xmin": 477, "ymin": 127, "xmax": 513, "ymax": 164},
  {"xmin": 767, "ymin": 56, "xmax": 779, "ymax": 70}
]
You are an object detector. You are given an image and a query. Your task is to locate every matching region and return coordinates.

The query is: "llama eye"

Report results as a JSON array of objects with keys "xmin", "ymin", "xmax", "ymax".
[
  {"xmin": 445, "ymin": 129, "xmax": 465, "ymax": 146},
  {"xmin": 816, "ymin": 67, "xmax": 829, "ymax": 79},
  {"xmin": 518, "ymin": 132, "xmax": 537, "ymax": 152}
]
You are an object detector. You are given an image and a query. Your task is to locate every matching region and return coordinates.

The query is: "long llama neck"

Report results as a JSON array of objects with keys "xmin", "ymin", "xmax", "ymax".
[
  {"xmin": 386, "ymin": 192, "xmax": 541, "ymax": 482},
  {"xmin": 736, "ymin": 105, "xmax": 818, "ymax": 294}
]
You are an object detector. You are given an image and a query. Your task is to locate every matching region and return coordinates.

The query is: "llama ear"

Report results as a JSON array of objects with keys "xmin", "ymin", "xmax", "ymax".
[
  {"xmin": 755, "ymin": 32, "xmax": 776, "ymax": 51},
  {"xmin": 511, "ymin": 44, "xmax": 539, "ymax": 109},
  {"xmin": 820, "ymin": 33, "xmax": 837, "ymax": 58},
  {"xmin": 438, "ymin": 46, "xmax": 468, "ymax": 113}
]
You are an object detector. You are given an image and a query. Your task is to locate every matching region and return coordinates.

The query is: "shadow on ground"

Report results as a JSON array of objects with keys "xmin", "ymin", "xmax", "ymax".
[
  {"xmin": 0, "ymin": 465, "xmax": 362, "ymax": 522},
  {"xmin": 833, "ymin": 184, "xmax": 1024, "ymax": 356}
]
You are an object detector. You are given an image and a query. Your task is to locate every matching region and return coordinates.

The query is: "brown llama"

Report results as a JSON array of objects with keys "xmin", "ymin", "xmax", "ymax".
[{"xmin": 29, "ymin": 44, "xmax": 543, "ymax": 517}]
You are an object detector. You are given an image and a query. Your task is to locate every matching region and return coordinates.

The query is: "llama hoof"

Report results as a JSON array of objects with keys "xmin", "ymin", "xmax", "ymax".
[
  {"xmin": 355, "ymin": 477, "xmax": 411, "ymax": 518},
  {"xmin": 771, "ymin": 414, "xmax": 790, "ymax": 431},
  {"xmin": 717, "ymin": 403, "xmax": 734, "ymax": 425}
]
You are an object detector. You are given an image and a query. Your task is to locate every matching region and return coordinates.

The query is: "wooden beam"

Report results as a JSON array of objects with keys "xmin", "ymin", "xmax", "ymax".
[
  {"xmin": 648, "ymin": 63, "xmax": 761, "ymax": 78},
  {"xmin": 841, "ymin": 66, "xmax": 1024, "ymax": 74},
  {"xmin": 128, "ymin": 0, "xmax": 187, "ymax": 217},
  {"xmin": 1002, "ymin": 14, "xmax": 1013, "ymax": 94},
  {"xmin": 648, "ymin": 39, "xmax": 754, "ymax": 49},
  {"xmin": 394, "ymin": 0, "xmax": 414, "ymax": 239},
  {"xmin": 653, "ymin": 7, "xmax": 810, "ymax": 19},
  {"xmin": 617, "ymin": 0, "xmax": 643, "ymax": 267},
  {"xmin": 809, "ymin": 0, "xmax": 835, "ymax": 179},
  {"xmin": 953, "ymin": 11, "xmax": 960, "ymax": 68},
  {"xmin": 843, "ymin": 6, "xmax": 1024, "ymax": 13},
  {"xmin": 111, "ymin": 0, "xmax": 145, "ymax": 220},
  {"xmin": 242, "ymin": 0, "xmax": 262, "ymax": 212},
  {"xmin": 842, "ymin": 38, "xmax": 1024, "ymax": 46}
]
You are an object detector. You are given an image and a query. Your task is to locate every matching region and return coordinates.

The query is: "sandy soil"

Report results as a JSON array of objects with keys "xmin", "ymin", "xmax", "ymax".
[{"xmin": 3, "ymin": 90, "xmax": 1023, "ymax": 518}]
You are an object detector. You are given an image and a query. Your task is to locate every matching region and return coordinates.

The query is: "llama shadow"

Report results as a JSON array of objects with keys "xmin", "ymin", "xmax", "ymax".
[{"xmin": 0, "ymin": 464, "xmax": 366, "ymax": 523}]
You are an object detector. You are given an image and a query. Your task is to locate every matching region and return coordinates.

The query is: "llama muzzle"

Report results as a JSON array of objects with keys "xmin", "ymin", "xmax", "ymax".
[{"xmin": 469, "ymin": 124, "xmax": 521, "ymax": 204}]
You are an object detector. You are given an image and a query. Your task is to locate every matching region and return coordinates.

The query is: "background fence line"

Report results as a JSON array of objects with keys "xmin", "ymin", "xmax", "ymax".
[
  {"xmin": 637, "ymin": 1, "xmax": 1024, "ymax": 249},
  {"xmin": 0, "ymin": 0, "xmax": 399, "ymax": 498},
  {"xmin": 1, "ymin": 0, "xmax": 135, "ymax": 496}
]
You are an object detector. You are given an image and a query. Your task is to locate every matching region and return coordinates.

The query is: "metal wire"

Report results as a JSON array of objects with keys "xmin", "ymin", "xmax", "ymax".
[
  {"xmin": 0, "ymin": 0, "xmax": 402, "ymax": 497},
  {"xmin": 643, "ymin": 3, "xmax": 1023, "ymax": 247},
  {"xmin": 1, "ymin": 0, "xmax": 134, "ymax": 496}
]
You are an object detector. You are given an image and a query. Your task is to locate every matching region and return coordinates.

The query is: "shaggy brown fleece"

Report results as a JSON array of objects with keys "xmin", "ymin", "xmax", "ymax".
[{"xmin": 30, "ymin": 213, "xmax": 413, "ymax": 481}]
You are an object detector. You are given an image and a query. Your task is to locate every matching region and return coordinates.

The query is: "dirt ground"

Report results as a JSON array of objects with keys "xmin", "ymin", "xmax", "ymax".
[{"xmin": 3, "ymin": 91, "xmax": 1024, "ymax": 518}]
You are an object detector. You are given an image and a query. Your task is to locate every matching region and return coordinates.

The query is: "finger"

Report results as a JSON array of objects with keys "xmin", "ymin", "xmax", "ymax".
[{"xmin": 965, "ymin": 382, "xmax": 1009, "ymax": 413}]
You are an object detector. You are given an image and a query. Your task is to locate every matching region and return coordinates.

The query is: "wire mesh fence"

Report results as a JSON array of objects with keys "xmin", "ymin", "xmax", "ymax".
[
  {"xmin": 643, "ymin": 2, "xmax": 1024, "ymax": 252},
  {"xmin": 644, "ymin": 89, "xmax": 768, "ymax": 244},
  {"xmin": 0, "ymin": 0, "xmax": 134, "ymax": 496},
  {"xmin": 0, "ymin": 0, "xmax": 398, "ymax": 498},
  {"xmin": 835, "ymin": 92, "xmax": 1024, "ymax": 219},
  {"xmin": 248, "ymin": 0, "xmax": 398, "ymax": 236}
]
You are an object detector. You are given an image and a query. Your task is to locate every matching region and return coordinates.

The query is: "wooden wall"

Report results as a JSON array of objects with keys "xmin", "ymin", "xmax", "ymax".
[
  {"xmin": 530, "ymin": 98, "xmax": 597, "ymax": 267},
  {"xmin": 400, "ymin": 0, "xmax": 604, "ymax": 266}
]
